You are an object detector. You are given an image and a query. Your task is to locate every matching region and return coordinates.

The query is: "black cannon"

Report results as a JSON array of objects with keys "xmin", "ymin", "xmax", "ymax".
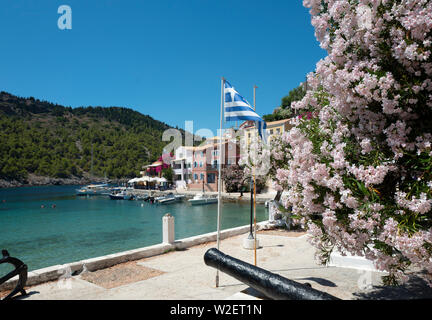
[
  {"xmin": 204, "ymin": 248, "xmax": 340, "ymax": 300},
  {"xmin": 0, "ymin": 250, "xmax": 28, "ymax": 301}
]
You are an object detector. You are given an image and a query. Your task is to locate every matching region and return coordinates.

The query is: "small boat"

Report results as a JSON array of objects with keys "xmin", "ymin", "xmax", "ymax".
[
  {"xmin": 188, "ymin": 193, "xmax": 218, "ymax": 205},
  {"xmin": 136, "ymin": 195, "xmax": 151, "ymax": 201},
  {"xmin": 109, "ymin": 191, "xmax": 134, "ymax": 200},
  {"xmin": 153, "ymin": 194, "xmax": 169, "ymax": 203},
  {"xmin": 143, "ymin": 196, "xmax": 155, "ymax": 202},
  {"xmin": 109, "ymin": 188, "xmax": 134, "ymax": 200},
  {"xmin": 158, "ymin": 193, "xmax": 185, "ymax": 204},
  {"xmin": 76, "ymin": 183, "xmax": 109, "ymax": 196}
]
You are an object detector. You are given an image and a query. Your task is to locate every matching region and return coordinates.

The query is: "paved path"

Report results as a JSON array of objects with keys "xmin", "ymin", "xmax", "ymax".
[{"xmin": 19, "ymin": 231, "xmax": 394, "ymax": 300}]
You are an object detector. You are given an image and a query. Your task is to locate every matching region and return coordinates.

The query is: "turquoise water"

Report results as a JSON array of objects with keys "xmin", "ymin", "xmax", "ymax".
[{"xmin": 0, "ymin": 185, "xmax": 267, "ymax": 272}]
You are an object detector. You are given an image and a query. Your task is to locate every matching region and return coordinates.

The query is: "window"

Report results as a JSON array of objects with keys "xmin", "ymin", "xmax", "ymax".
[
  {"xmin": 276, "ymin": 128, "xmax": 280, "ymax": 134},
  {"xmin": 270, "ymin": 129, "xmax": 274, "ymax": 135},
  {"xmin": 200, "ymin": 173, "xmax": 204, "ymax": 180},
  {"xmin": 248, "ymin": 133, "xmax": 251, "ymax": 138},
  {"xmin": 199, "ymin": 161, "xmax": 203, "ymax": 168},
  {"xmin": 207, "ymin": 173, "xmax": 216, "ymax": 183},
  {"xmin": 194, "ymin": 162, "xmax": 197, "ymax": 168},
  {"xmin": 194, "ymin": 174, "xmax": 198, "ymax": 180}
]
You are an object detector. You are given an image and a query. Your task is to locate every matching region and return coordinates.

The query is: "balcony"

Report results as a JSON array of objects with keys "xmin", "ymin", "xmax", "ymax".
[{"xmin": 174, "ymin": 168, "xmax": 192, "ymax": 175}]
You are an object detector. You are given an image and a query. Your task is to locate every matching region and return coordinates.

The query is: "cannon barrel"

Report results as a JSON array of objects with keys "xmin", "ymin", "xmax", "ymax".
[{"xmin": 204, "ymin": 248, "xmax": 340, "ymax": 300}]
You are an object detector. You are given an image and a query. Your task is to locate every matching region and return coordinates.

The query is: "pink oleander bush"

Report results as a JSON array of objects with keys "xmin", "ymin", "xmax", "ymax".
[{"xmin": 261, "ymin": 0, "xmax": 432, "ymax": 286}]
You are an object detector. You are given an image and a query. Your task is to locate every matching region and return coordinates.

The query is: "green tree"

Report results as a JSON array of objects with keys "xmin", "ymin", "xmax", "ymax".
[
  {"xmin": 162, "ymin": 167, "xmax": 174, "ymax": 184},
  {"xmin": 0, "ymin": 91, "xmax": 183, "ymax": 182},
  {"xmin": 263, "ymin": 84, "xmax": 307, "ymax": 122}
]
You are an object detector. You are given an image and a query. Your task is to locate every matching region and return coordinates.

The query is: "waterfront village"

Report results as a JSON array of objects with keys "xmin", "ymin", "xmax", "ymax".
[
  {"xmin": 2, "ymin": 0, "xmax": 432, "ymax": 303},
  {"xmin": 130, "ymin": 119, "xmax": 291, "ymax": 195}
]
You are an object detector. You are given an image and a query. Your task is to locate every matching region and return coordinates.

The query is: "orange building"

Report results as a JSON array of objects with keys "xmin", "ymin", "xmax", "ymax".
[{"xmin": 187, "ymin": 139, "xmax": 240, "ymax": 192}]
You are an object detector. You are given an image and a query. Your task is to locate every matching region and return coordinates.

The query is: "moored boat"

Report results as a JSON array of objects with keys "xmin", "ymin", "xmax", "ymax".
[
  {"xmin": 136, "ymin": 195, "xmax": 151, "ymax": 201},
  {"xmin": 156, "ymin": 193, "xmax": 185, "ymax": 204},
  {"xmin": 188, "ymin": 193, "xmax": 218, "ymax": 205},
  {"xmin": 76, "ymin": 183, "xmax": 110, "ymax": 196},
  {"xmin": 109, "ymin": 188, "xmax": 134, "ymax": 200}
]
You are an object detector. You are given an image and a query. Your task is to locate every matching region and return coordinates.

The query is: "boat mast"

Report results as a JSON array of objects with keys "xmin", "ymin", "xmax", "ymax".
[{"xmin": 91, "ymin": 143, "xmax": 94, "ymax": 180}]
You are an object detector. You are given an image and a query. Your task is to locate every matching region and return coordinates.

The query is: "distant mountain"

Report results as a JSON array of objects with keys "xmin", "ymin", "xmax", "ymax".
[{"xmin": 0, "ymin": 91, "xmax": 178, "ymax": 185}]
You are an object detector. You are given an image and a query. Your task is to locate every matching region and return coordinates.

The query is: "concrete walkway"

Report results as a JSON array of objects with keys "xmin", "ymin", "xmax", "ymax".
[{"xmin": 17, "ymin": 231, "xmax": 397, "ymax": 300}]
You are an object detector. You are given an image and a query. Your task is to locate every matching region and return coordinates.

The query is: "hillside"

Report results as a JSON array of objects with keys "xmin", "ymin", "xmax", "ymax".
[{"xmin": 0, "ymin": 91, "xmax": 177, "ymax": 186}]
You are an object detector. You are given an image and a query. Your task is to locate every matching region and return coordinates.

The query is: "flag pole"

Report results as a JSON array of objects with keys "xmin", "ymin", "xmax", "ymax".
[
  {"xmin": 216, "ymin": 77, "xmax": 225, "ymax": 287},
  {"xmin": 253, "ymin": 84, "xmax": 258, "ymax": 266}
]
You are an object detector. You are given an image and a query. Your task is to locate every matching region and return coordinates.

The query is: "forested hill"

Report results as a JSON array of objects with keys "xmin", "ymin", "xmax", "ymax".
[{"xmin": 0, "ymin": 91, "xmax": 176, "ymax": 184}]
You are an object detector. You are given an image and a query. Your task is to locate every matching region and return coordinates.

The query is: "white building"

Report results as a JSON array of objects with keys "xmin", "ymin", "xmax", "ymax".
[
  {"xmin": 170, "ymin": 130, "xmax": 240, "ymax": 190},
  {"xmin": 171, "ymin": 146, "xmax": 194, "ymax": 189}
]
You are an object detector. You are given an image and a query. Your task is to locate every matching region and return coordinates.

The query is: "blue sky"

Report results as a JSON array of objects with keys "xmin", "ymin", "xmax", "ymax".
[{"xmin": 0, "ymin": 0, "xmax": 326, "ymax": 135}]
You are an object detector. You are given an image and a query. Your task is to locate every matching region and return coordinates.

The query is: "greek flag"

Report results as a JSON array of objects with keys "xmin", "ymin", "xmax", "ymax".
[{"xmin": 224, "ymin": 80, "xmax": 268, "ymax": 143}]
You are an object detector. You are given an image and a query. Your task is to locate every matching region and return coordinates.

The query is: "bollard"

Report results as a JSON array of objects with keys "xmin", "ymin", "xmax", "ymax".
[
  {"xmin": 162, "ymin": 214, "xmax": 175, "ymax": 244},
  {"xmin": 243, "ymin": 234, "xmax": 260, "ymax": 250},
  {"xmin": 204, "ymin": 248, "xmax": 340, "ymax": 300}
]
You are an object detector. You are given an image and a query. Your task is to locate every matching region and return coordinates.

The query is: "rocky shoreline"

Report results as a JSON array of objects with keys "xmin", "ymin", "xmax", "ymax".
[{"xmin": 0, "ymin": 174, "xmax": 123, "ymax": 189}]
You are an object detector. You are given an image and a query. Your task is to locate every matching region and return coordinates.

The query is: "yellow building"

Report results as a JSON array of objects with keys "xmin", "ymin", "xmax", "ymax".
[{"xmin": 241, "ymin": 119, "xmax": 292, "ymax": 146}]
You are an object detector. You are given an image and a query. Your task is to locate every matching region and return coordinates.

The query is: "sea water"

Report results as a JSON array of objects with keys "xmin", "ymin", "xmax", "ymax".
[{"xmin": 0, "ymin": 185, "xmax": 267, "ymax": 272}]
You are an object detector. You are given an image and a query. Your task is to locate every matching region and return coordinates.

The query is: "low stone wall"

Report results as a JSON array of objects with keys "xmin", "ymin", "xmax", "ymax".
[
  {"xmin": 0, "ymin": 221, "xmax": 272, "ymax": 291},
  {"xmin": 328, "ymin": 250, "xmax": 383, "ymax": 272}
]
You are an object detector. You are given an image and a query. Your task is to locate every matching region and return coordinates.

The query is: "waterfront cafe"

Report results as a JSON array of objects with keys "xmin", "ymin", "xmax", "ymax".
[{"xmin": 128, "ymin": 176, "xmax": 168, "ymax": 190}]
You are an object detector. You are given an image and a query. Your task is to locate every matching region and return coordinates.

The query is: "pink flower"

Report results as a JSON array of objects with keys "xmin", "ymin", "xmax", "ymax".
[{"xmin": 267, "ymin": 0, "xmax": 432, "ymax": 286}]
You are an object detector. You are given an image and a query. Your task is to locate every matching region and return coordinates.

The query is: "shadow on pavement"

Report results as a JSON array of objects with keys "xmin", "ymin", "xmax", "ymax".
[
  {"xmin": 296, "ymin": 277, "xmax": 337, "ymax": 287},
  {"xmin": 8, "ymin": 290, "xmax": 40, "ymax": 300},
  {"xmin": 353, "ymin": 273, "xmax": 432, "ymax": 300}
]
